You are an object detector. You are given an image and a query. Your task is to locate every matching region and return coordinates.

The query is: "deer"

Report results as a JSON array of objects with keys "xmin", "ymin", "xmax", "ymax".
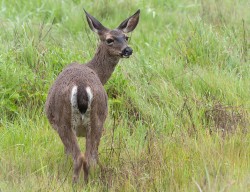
[{"xmin": 45, "ymin": 9, "xmax": 140, "ymax": 183}]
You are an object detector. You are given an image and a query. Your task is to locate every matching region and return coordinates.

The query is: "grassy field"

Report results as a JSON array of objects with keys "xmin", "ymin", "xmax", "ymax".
[{"xmin": 0, "ymin": 0, "xmax": 249, "ymax": 191}]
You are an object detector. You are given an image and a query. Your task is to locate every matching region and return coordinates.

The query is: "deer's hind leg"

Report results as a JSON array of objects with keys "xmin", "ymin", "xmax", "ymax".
[
  {"xmin": 84, "ymin": 111, "xmax": 106, "ymax": 182},
  {"xmin": 55, "ymin": 123, "xmax": 85, "ymax": 183}
]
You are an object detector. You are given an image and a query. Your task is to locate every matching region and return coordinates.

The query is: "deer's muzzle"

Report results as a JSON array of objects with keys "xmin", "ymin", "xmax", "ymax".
[{"xmin": 121, "ymin": 47, "xmax": 133, "ymax": 58}]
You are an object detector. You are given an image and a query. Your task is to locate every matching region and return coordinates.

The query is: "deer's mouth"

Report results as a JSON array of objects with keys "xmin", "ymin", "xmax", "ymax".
[
  {"xmin": 121, "ymin": 54, "xmax": 131, "ymax": 58},
  {"xmin": 120, "ymin": 52, "xmax": 132, "ymax": 58}
]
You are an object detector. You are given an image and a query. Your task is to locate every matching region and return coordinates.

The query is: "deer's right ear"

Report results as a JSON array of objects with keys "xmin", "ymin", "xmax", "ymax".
[{"xmin": 84, "ymin": 9, "xmax": 108, "ymax": 35}]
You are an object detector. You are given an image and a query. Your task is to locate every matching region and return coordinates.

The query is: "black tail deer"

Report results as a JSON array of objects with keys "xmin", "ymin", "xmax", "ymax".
[{"xmin": 45, "ymin": 9, "xmax": 140, "ymax": 183}]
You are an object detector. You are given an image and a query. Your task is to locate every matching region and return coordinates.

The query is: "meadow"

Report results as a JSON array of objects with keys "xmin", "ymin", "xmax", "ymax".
[{"xmin": 0, "ymin": 0, "xmax": 249, "ymax": 191}]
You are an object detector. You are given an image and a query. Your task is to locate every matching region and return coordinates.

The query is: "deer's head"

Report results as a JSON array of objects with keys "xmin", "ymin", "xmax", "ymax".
[{"xmin": 84, "ymin": 9, "xmax": 140, "ymax": 58}]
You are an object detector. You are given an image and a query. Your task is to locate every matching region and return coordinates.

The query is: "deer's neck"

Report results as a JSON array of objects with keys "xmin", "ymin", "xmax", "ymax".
[{"xmin": 86, "ymin": 44, "xmax": 120, "ymax": 85}]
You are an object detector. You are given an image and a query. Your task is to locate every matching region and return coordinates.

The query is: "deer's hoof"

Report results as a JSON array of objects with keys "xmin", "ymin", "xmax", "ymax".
[{"xmin": 72, "ymin": 175, "xmax": 79, "ymax": 183}]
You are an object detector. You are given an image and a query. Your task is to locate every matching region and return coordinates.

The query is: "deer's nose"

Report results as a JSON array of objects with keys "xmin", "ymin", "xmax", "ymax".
[{"xmin": 122, "ymin": 47, "xmax": 133, "ymax": 57}]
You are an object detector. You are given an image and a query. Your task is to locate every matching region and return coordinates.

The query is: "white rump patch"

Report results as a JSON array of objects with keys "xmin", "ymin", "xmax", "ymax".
[
  {"xmin": 86, "ymin": 86, "xmax": 93, "ymax": 107},
  {"xmin": 82, "ymin": 86, "xmax": 93, "ymax": 135},
  {"xmin": 71, "ymin": 86, "xmax": 81, "ymax": 135},
  {"xmin": 71, "ymin": 86, "xmax": 78, "ymax": 109},
  {"xmin": 83, "ymin": 86, "xmax": 93, "ymax": 124},
  {"xmin": 70, "ymin": 85, "xmax": 93, "ymax": 137}
]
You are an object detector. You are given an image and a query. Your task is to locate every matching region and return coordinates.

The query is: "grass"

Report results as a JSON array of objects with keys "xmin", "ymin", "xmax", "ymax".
[{"xmin": 0, "ymin": 0, "xmax": 249, "ymax": 191}]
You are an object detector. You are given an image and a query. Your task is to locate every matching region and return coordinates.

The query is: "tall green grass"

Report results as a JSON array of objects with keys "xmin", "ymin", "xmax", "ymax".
[{"xmin": 0, "ymin": 0, "xmax": 249, "ymax": 191}]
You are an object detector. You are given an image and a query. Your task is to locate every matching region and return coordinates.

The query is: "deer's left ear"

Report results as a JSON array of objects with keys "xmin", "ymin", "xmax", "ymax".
[{"xmin": 117, "ymin": 9, "xmax": 140, "ymax": 33}]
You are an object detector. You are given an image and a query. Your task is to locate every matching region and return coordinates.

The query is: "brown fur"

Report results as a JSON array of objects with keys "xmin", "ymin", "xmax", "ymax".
[{"xmin": 45, "ymin": 9, "xmax": 140, "ymax": 183}]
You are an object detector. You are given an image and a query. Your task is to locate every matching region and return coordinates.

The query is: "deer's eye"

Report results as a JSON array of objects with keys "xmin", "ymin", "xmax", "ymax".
[
  {"xmin": 106, "ymin": 38, "xmax": 114, "ymax": 45},
  {"xmin": 125, "ymin": 36, "xmax": 129, "ymax": 41}
]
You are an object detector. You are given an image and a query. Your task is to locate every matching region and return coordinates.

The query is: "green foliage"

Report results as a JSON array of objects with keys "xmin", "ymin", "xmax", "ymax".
[{"xmin": 0, "ymin": 0, "xmax": 249, "ymax": 191}]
